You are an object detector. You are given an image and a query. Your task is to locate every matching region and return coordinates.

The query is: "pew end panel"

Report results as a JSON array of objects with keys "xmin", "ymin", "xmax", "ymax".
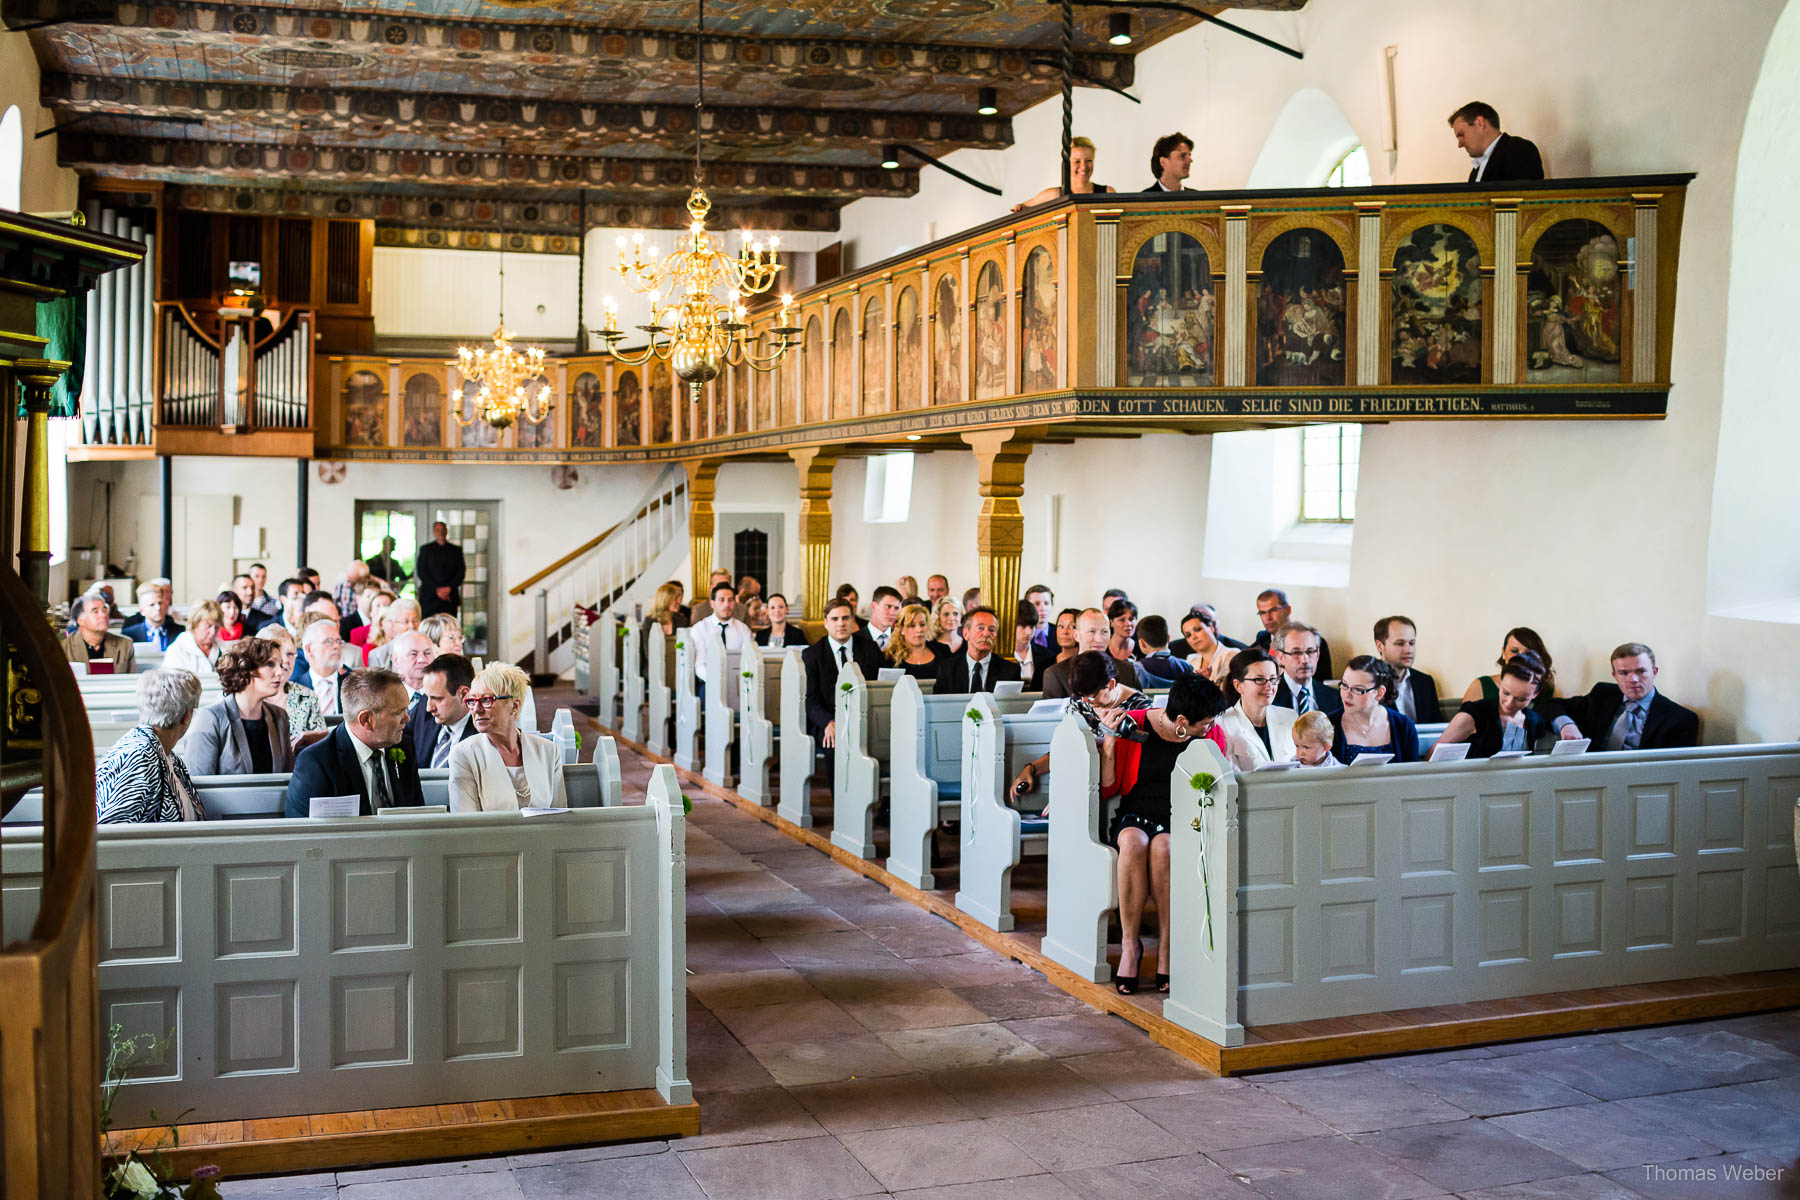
[
  {"xmin": 646, "ymin": 763, "xmax": 693, "ymax": 1105},
  {"xmin": 673, "ymin": 630, "xmax": 699, "ymax": 771},
  {"xmin": 700, "ymin": 629, "xmax": 737, "ymax": 789},
  {"xmin": 830, "ymin": 663, "xmax": 880, "ymax": 859},
  {"xmin": 596, "ymin": 613, "xmax": 621, "ymax": 724},
  {"xmin": 621, "ymin": 622, "xmax": 646, "ymax": 744},
  {"xmin": 886, "ymin": 675, "xmax": 939, "ymax": 890},
  {"xmin": 645, "ymin": 624, "xmax": 671, "ymax": 756},
  {"xmin": 738, "ymin": 649, "xmax": 773, "ymax": 806},
  {"xmin": 777, "ymin": 649, "xmax": 815, "ymax": 828},
  {"xmin": 1042, "ymin": 713, "xmax": 1120, "ymax": 983},
  {"xmin": 1163, "ymin": 738, "xmax": 1245, "ymax": 1047},
  {"xmin": 955, "ymin": 692, "xmax": 1023, "ymax": 932}
]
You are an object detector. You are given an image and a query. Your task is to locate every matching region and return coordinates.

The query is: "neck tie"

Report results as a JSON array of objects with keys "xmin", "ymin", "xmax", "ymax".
[
  {"xmin": 432, "ymin": 726, "xmax": 454, "ymax": 768},
  {"xmin": 971, "ymin": 661, "xmax": 984, "ymax": 692},
  {"xmin": 371, "ymin": 753, "xmax": 393, "ymax": 811},
  {"xmin": 1623, "ymin": 701, "xmax": 1645, "ymax": 751},
  {"xmin": 1294, "ymin": 683, "xmax": 1312, "ymax": 715},
  {"xmin": 839, "ymin": 645, "xmax": 848, "ymax": 666}
]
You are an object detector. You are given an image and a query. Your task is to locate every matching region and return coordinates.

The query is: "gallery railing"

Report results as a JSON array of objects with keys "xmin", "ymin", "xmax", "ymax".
[{"xmin": 311, "ymin": 175, "xmax": 1690, "ymax": 463}]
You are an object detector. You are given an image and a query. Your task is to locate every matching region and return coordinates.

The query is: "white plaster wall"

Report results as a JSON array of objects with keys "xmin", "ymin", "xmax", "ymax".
[{"xmin": 0, "ymin": 32, "xmax": 78, "ymax": 213}]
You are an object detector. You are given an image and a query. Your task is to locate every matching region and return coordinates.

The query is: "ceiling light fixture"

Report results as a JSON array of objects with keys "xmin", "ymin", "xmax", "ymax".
[
  {"xmin": 881, "ymin": 144, "xmax": 902, "ymax": 170},
  {"xmin": 1109, "ymin": 12, "xmax": 1133, "ymax": 45},
  {"xmin": 976, "ymin": 87, "xmax": 998, "ymax": 115},
  {"xmin": 455, "ymin": 143, "xmax": 551, "ymax": 432}
]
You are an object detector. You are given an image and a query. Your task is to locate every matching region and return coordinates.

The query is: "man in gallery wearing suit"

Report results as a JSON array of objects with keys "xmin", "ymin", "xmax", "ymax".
[
  {"xmin": 415, "ymin": 521, "xmax": 467, "ymax": 618},
  {"xmin": 1142, "ymin": 132, "xmax": 1193, "ymax": 192},
  {"xmin": 1450, "ymin": 101, "xmax": 1544, "ymax": 182},
  {"xmin": 934, "ymin": 606, "xmax": 1021, "ymax": 694},
  {"xmin": 1374, "ymin": 614, "xmax": 1441, "ymax": 723},
  {"xmin": 415, "ymin": 653, "xmax": 480, "ymax": 769},
  {"xmin": 284, "ymin": 669, "xmax": 425, "ymax": 817},
  {"xmin": 1551, "ymin": 642, "xmax": 1700, "ymax": 751},
  {"xmin": 803, "ymin": 597, "xmax": 885, "ymax": 748}
]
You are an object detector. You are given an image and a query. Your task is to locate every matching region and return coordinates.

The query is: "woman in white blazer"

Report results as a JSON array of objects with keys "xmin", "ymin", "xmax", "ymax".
[
  {"xmin": 163, "ymin": 598, "xmax": 224, "ymax": 679},
  {"xmin": 1215, "ymin": 648, "xmax": 1299, "ymax": 771},
  {"xmin": 448, "ymin": 662, "xmax": 567, "ymax": 811}
]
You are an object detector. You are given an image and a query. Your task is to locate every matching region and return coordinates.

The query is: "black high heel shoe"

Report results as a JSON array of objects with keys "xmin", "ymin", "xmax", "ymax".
[{"xmin": 1155, "ymin": 973, "xmax": 1170, "ymax": 993}]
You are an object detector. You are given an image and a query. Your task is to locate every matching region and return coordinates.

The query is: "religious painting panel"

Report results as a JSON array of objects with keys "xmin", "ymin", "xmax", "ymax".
[
  {"xmin": 514, "ymin": 376, "xmax": 555, "ymax": 448},
  {"xmin": 762, "ymin": 355, "xmax": 781, "ymax": 429},
  {"xmin": 1526, "ymin": 219, "xmax": 1622, "ymax": 384},
  {"xmin": 1020, "ymin": 245, "xmax": 1058, "ymax": 394},
  {"xmin": 732, "ymin": 359, "xmax": 750, "ymax": 435},
  {"xmin": 1128, "ymin": 233, "xmax": 1214, "ymax": 387},
  {"xmin": 455, "ymin": 379, "xmax": 499, "ymax": 449},
  {"xmin": 342, "ymin": 370, "xmax": 386, "ymax": 447},
  {"xmin": 1390, "ymin": 223, "xmax": 1483, "ymax": 385},
  {"xmin": 613, "ymin": 370, "xmax": 641, "ymax": 447},
  {"xmin": 650, "ymin": 362, "xmax": 673, "ymax": 443},
  {"xmin": 570, "ymin": 372, "xmax": 605, "ymax": 448},
  {"xmin": 973, "ymin": 259, "xmax": 1006, "ymax": 401},
  {"xmin": 831, "ymin": 307, "xmax": 853, "ymax": 417},
  {"xmin": 932, "ymin": 272, "xmax": 961, "ymax": 407},
  {"xmin": 803, "ymin": 314, "xmax": 825, "ymax": 423},
  {"xmin": 1256, "ymin": 229, "xmax": 1347, "ymax": 387},
  {"xmin": 711, "ymin": 375, "xmax": 728, "ymax": 438},
  {"xmin": 401, "ymin": 372, "xmax": 441, "ymax": 448},
  {"xmin": 896, "ymin": 285, "xmax": 923, "ymax": 411},
  {"xmin": 862, "ymin": 293, "xmax": 887, "ymax": 414}
]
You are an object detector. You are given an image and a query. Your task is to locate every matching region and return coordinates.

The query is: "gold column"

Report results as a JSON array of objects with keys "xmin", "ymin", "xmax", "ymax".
[
  {"xmin": 962, "ymin": 430, "xmax": 1034, "ymax": 634},
  {"xmin": 15, "ymin": 359, "xmax": 70, "ymax": 606},
  {"xmin": 789, "ymin": 446, "xmax": 838, "ymax": 622},
  {"xmin": 684, "ymin": 458, "xmax": 721, "ymax": 605}
]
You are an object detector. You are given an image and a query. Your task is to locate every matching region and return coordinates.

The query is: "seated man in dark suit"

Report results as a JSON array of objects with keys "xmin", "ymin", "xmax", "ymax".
[
  {"xmin": 122, "ymin": 582, "xmax": 184, "ymax": 649},
  {"xmin": 284, "ymin": 669, "xmax": 424, "ymax": 817},
  {"xmin": 801, "ymin": 597, "xmax": 884, "ymax": 749},
  {"xmin": 1450, "ymin": 100, "xmax": 1544, "ymax": 182},
  {"xmin": 1551, "ymin": 642, "xmax": 1699, "ymax": 751},
  {"xmin": 1043, "ymin": 608, "xmax": 1109, "ymax": 699},
  {"xmin": 1251, "ymin": 588, "xmax": 1333, "ymax": 682},
  {"xmin": 1374, "ymin": 614, "xmax": 1441, "ymax": 723},
  {"xmin": 415, "ymin": 653, "xmax": 480, "ymax": 768},
  {"xmin": 934, "ymin": 606, "xmax": 1021, "ymax": 694},
  {"xmin": 1272, "ymin": 621, "xmax": 1342, "ymax": 717}
]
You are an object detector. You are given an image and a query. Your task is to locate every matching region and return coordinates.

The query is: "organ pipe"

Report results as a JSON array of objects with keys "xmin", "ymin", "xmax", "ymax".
[
  {"xmin": 81, "ymin": 199, "xmax": 100, "ymax": 445},
  {"xmin": 138, "ymin": 230, "xmax": 155, "ymax": 442},
  {"xmin": 96, "ymin": 209, "xmax": 115, "ymax": 444},
  {"xmin": 125, "ymin": 219, "xmax": 143, "ymax": 444}
]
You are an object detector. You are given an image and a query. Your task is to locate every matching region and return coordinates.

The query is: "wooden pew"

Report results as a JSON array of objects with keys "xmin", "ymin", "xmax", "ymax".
[
  {"xmin": 620, "ymin": 620, "xmax": 645, "ymax": 744},
  {"xmin": 596, "ymin": 611, "xmax": 621, "ymax": 727},
  {"xmin": 737, "ymin": 647, "xmax": 777, "ymax": 806},
  {"xmin": 777, "ymin": 648, "xmax": 815, "ymax": 828},
  {"xmin": 955, "ymin": 694, "xmax": 1063, "ymax": 932},
  {"xmin": 698, "ymin": 626, "xmax": 736, "ymax": 789},
  {"xmin": 1040, "ymin": 713, "xmax": 1117, "ymax": 982},
  {"xmin": 673, "ymin": 627, "xmax": 699, "ymax": 771},
  {"xmin": 645, "ymin": 623, "xmax": 671, "ymax": 757}
]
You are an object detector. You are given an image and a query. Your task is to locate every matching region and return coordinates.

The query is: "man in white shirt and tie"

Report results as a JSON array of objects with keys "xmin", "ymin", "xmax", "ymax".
[
  {"xmin": 301, "ymin": 617, "xmax": 350, "ymax": 716},
  {"xmin": 417, "ymin": 653, "xmax": 478, "ymax": 768},
  {"xmin": 694, "ymin": 581, "xmax": 756, "ymax": 706},
  {"xmin": 1273, "ymin": 622, "xmax": 1342, "ymax": 717},
  {"xmin": 859, "ymin": 586, "xmax": 904, "ymax": 654}
]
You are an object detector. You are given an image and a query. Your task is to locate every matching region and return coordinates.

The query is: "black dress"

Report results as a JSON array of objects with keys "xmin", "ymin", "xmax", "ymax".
[
  {"xmin": 898, "ymin": 643, "xmax": 949, "ymax": 680},
  {"xmin": 1109, "ymin": 731, "xmax": 1189, "ymax": 843}
]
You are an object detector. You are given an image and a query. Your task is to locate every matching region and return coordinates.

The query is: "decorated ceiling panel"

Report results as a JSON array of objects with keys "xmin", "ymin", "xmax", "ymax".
[{"xmin": 13, "ymin": 0, "xmax": 1309, "ymax": 244}]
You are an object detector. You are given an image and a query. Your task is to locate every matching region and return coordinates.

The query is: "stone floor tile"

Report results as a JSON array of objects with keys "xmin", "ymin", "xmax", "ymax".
[
  {"xmin": 336, "ymin": 1159, "xmax": 507, "ymax": 1184},
  {"xmin": 337, "ymin": 1173, "xmax": 525, "ymax": 1200},
  {"xmin": 988, "ymin": 1100, "xmax": 1193, "ymax": 1172},
  {"xmin": 788, "ymin": 1073, "xmax": 978, "ymax": 1134},
  {"xmin": 1733, "ymin": 1075, "xmax": 1800, "ymax": 1114},
  {"xmin": 686, "ymin": 967, "xmax": 824, "ymax": 1011},
  {"xmin": 686, "ymin": 937, "xmax": 791, "ymax": 975},
  {"xmin": 685, "ymin": 1035, "xmax": 781, "ymax": 1092},
  {"xmin": 1373, "ymin": 1045, "xmax": 1498, "ymax": 1067},
  {"xmin": 224, "ymin": 1175, "xmax": 341, "ymax": 1196},
  {"xmin": 504, "ymin": 1140, "xmax": 670, "ymax": 1170},
  {"xmin": 1384, "ymin": 1056, "xmax": 1597, "ymax": 1116},
  {"xmin": 1060, "ymin": 1046, "xmax": 1239, "ymax": 1101},
  {"xmin": 1056, "ymin": 1153, "xmax": 1257, "ymax": 1199},
  {"xmin": 677, "ymin": 1134, "xmax": 885, "ymax": 1200},
  {"xmin": 1350, "ymin": 1117, "xmax": 1583, "ymax": 1192},
  {"xmin": 838, "ymin": 1116, "xmax": 1044, "ymax": 1190},
  {"xmin": 1611, "ymin": 1088, "xmax": 1800, "ymax": 1154},
  {"xmin": 878, "ymin": 1022, "xmax": 1051, "ymax": 1072},
  {"xmin": 1128, "ymin": 1085, "xmax": 1335, "ymax": 1153},
  {"xmin": 734, "ymin": 909, "xmax": 859, "ymax": 938},
  {"xmin": 513, "ymin": 1150, "xmax": 705, "ymax": 1200},
  {"xmin": 711, "ymin": 996, "xmax": 867, "ymax": 1045},
  {"xmin": 744, "ymin": 1033, "xmax": 918, "ymax": 1087},
  {"xmin": 1452, "ymin": 1172, "xmax": 1646, "ymax": 1199},
  {"xmin": 1604, "ymin": 1154, "xmax": 1791, "ymax": 1199},
  {"xmin": 951, "ymin": 980, "xmax": 1094, "ymax": 1021},
  {"xmin": 1210, "ymin": 1133, "xmax": 1441, "ymax": 1200},
  {"xmin": 996, "ymin": 1012, "xmax": 1155, "ymax": 1058},
  {"xmin": 929, "ymin": 1059, "xmax": 1116, "ymax": 1118},
  {"xmin": 1489, "ymin": 1041, "xmax": 1700, "ymax": 1101},
  {"xmin": 763, "ymin": 930, "xmax": 907, "ymax": 970},
  {"xmin": 1481, "ymin": 1032, "xmax": 1617, "ymax": 1058},
  {"xmin": 680, "ymin": 1087, "xmax": 828, "ymax": 1150},
  {"xmin": 904, "ymin": 952, "xmax": 1037, "ymax": 989},
  {"xmin": 1258, "ymin": 1062, "xmax": 1469, "ymax": 1133},
  {"xmin": 861, "ymin": 920, "xmax": 984, "ymax": 959},
  {"xmin": 896, "ymin": 1176, "xmax": 1079, "ymax": 1199},
  {"xmin": 836, "ymin": 986, "xmax": 993, "ymax": 1033},
  {"xmin": 1491, "ymin": 1101, "xmax": 1724, "ymax": 1172},
  {"xmin": 1622, "ymin": 1030, "xmax": 1800, "ymax": 1087}
]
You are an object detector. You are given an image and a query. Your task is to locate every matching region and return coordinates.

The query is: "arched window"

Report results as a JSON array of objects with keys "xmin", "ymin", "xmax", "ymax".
[
  {"xmin": 1323, "ymin": 144, "xmax": 1371, "ymax": 188},
  {"xmin": 0, "ymin": 106, "xmax": 21, "ymax": 211}
]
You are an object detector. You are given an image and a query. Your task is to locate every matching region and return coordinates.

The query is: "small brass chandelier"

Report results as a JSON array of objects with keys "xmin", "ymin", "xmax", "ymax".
[
  {"xmin": 456, "ymin": 151, "xmax": 552, "ymax": 431},
  {"xmin": 599, "ymin": 0, "xmax": 801, "ymax": 400}
]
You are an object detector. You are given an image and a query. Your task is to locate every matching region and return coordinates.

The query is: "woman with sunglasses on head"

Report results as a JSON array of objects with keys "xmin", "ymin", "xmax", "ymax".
[
  {"xmin": 1330, "ymin": 655, "xmax": 1420, "ymax": 763},
  {"xmin": 447, "ymin": 662, "xmax": 567, "ymax": 811}
]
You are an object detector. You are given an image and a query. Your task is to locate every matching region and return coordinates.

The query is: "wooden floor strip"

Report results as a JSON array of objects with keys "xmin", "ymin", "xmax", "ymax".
[
  {"xmin": 599, "ymin": 717, "xmax": 1800, "ymax": 1076},
  {"xmin": 106, "ymin": 1089, "xmax": 699, "ymax": 1177}
]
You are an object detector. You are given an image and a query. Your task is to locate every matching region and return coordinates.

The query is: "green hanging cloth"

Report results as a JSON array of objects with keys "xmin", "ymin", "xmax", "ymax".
[{"xmin": 30, "ymin": 293, "xmax": 87, "ymax": 419}]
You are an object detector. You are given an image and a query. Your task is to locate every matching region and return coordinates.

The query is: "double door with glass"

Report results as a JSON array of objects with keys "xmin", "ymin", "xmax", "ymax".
[{"xmin": 353, "ymin": 501, "xmax": 498, "ymax": 657}]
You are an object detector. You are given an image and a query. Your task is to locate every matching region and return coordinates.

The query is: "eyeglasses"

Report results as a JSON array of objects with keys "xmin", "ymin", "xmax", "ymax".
[
  {"xmin": 1341, "ymin": 683, "xmax": 1382, "ymax": 696},
  {"xmin": 1242, "ymin": 674, "xmax": 1280, "ymax": 687},
  {"xmin": 466, "ymin": 694, "xmax": 516, "ymax": 710},
  {"xmin": 1277, "ymin": 646, "xmax": 1320, "ymax": 658},
  {"xmin": 314, "ymin": 637, "xmax": 343, "ymax": 649}
]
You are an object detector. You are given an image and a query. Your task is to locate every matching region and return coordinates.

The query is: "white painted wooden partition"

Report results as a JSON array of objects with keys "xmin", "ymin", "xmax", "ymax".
[
  {"xmin": 777, "ymin": 649, "xmax": 815, "ymax": 828},
  {"xmin": 831, "ymin": 663, "xmax": 881, "ymax": 858},
  {"xmin": 956, "ymin": 698, "xmax": 1061, "ymax": 932},
  {"xmin": 673, "ymin": 630, "xmax": 699, "ymax": 771},
  {"xmin": 887, "ymin": 675, "xmax": 940, "ymax": 888},
  {"xmin": 700, "ymin": 627, "xmax": 737, "ymax": 788},
  {"xmin": 596, "ymin": 611, "xmax": 621, "ymax": 723},
  {"xmin": 1041, "ymin": 713, "xmax": 1117, "ymax": 982},
  {"xmin": 1, "ymin": 772, "xmax": 692, "ymax": 1126},
  {"xmin": 738, "ymin": 647, "xmax": 774, "ymax": 805},
  {"xmin": 645, "ymin": 624, "xmax": 671, "ymax": 756},
  {"xmin": 620, "ymin": 621, "xmax": 645, "ymax": 744}
]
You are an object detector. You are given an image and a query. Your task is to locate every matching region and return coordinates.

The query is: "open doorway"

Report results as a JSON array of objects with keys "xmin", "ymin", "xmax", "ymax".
[{"xmin": 353, "ymin": 501, "xmax": 500, "ymax": 657}]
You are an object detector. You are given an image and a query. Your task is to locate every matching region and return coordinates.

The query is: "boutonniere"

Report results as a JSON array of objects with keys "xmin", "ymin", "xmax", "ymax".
[{"xmin": 386, "ymin": 746, "xmax": 407, "ymax": 767}]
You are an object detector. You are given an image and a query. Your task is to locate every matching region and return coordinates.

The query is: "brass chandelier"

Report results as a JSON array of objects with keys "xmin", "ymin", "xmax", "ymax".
[
  {"xmin": 456, "ymin": 146, "xmax": 552, "ymax": 432},
  {"xmin": 599, "ymin": 0, "xmax": 801, "ymax": 399}
]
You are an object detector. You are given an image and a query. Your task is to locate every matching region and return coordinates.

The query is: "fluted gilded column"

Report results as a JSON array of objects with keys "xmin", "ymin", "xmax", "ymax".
[
  {"xmin": 963, "ymin": 430, "xmax": 1033, "ymax": 624},
  {"xmin": 790, "ymin": 446, "xmax": 839, "ymax": 622},
  {"xmin": 684, "ymin": 459, "xmax": 721, "ymax": 603},
  {"xmin": 15, "ymin": 359, "xmax": 70, "ymax": 605}
]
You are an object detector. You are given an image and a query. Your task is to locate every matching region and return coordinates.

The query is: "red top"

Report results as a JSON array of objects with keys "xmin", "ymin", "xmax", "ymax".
[{"xmin": 1101, "ymin": 710, "xmax": 1227, "ymax": 799}]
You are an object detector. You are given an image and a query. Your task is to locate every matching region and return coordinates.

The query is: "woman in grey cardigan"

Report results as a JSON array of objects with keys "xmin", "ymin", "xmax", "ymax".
[
  {"xmin": 179, "ymin": 638, "xmax": 295, "ymax": 777},
  {"xmin": 97, "ymin": 669, "xmax": 206, "ymax": 824}
]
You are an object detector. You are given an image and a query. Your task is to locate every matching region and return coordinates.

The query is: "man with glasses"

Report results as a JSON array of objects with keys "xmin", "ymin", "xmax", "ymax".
[
  {"xmin": 1251, "ymin": 588, "xmax": 1334, "ymax": 682},
  {"xmin": 299, "ymin": 615, "xmax": 352, "ymax": 716},
  {"xmin": 1550, "ymin": 643, "xmax": 1699, "ymax": 751},
  {"xmin": 1273, "ymin": 621, "xmax": 1341, "ymax": 717},
  {"xmin": 285, "ymin": 668, "xmax": 423, "ymax": 817}
]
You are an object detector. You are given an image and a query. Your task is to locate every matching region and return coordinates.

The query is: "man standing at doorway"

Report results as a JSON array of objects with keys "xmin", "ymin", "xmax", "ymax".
[{"xmin": 416, "ymin": 521, "xmax": 466, "ymax": 618}]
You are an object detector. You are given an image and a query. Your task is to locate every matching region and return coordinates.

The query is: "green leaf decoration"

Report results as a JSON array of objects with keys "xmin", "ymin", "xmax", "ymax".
[
  {"xmin": 840, "ymin": 680, "xmax": 854, "ymax": 693},
  {"xmin": 682, "ymin": 793, "xmax": 693, "ymax": 815},
  {"xmin": 965, "ymin": 708, "xmax": 983, "ymax": 724},
  {"xmin": 1189, "ymin": 771, "xmax": 1217, "ymax": 793},
  {"xmin": 742, "ymin": 670, "xmax": 754, "ymax": 679}
]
